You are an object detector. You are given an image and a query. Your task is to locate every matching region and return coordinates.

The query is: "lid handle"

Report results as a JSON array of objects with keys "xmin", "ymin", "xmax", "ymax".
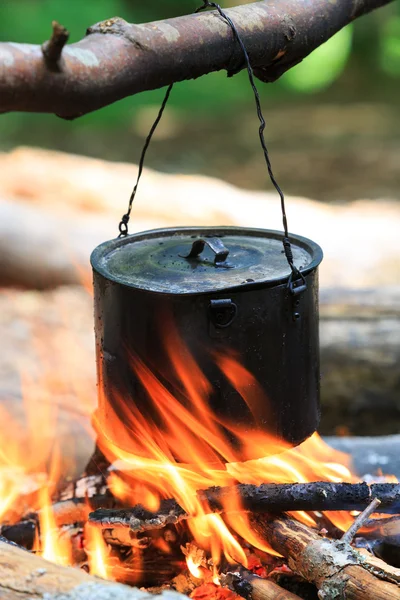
[{"xmin": 180, "ymin": 237, "xmax": 230, "ymax": 266}]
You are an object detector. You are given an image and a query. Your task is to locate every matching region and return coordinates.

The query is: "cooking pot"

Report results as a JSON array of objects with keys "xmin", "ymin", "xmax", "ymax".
[{"xmin": 91, "ymin": 226, "xmax": 323, "ymax": 462}]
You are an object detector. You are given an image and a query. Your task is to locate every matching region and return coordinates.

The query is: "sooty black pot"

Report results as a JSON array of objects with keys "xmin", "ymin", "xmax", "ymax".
[{"xmin": 91, "ymin": 226, "xmax": 323, "ymax": 462}]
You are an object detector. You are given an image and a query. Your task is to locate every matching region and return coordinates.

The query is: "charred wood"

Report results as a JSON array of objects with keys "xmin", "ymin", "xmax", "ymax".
[
  {"xmin": 0, "ymin": 519, "xmax": 36, "ymax": 550},
  {"xmin": 225, "ymin": 571, "xmax": 305, "ymax": 600},
  {"xmin": 0, "ymin": 520, "xmax": 85, "ymax": 562},
  {"xmin": 268, "ymin": 574, "xmax": 319, "ymax": 600},
  {"xmin": 110, "ymin": 549, "xmax": 184, "ymax": 588},
  {"xmin": 104, "ymin": 526, "xmax": 186, "ymax": 587},
  {"xmin": 0, "ymin": 533, "xmax": 26, "ymax": 550},
  {"xmin": 57, "ymin": 473, "xmax": 108, "ymax": 501},
  {"xmin": 89, "ymin": 482, "xmax": 400, "ymax": 532},
  {"xmin": 51, "ymin": 493, "xmax": 119, "ymax": 526},
  {"xmin": 0, "ymin": 494, "xmax": 118, "ymax": 550}
]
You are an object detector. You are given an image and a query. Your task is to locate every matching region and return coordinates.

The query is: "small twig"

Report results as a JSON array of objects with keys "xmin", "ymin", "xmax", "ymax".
[
  {"xmin": 341, "ymin": 497, "xmax": 382, "ymax": 544},
  {"xmin": 41, "ymin": 21, "xmax": 69, "ymax": 71}
]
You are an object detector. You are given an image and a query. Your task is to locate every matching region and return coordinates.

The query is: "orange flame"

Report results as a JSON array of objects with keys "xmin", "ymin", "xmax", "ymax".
[
  {"xmin": 37, "ymin": 487, "xmax": 72, "ymax": 566},
  {"xmin": 2, "ymin": 285, "xmax": 397, "ymax": 580},
  {"xmin": 85, "ymin": 524, "xmax": 112, "ymax": 579},
  {"xmin": 92, "ymin": 319, "xmax": 379, "ymax": 574}
]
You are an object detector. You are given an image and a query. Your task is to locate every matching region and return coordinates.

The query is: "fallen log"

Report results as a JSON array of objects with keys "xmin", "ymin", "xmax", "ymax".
[
  {"xmin": 0, "ymin": 494, "xmax": 119, "ymax": 551},
  {"xmin": 2, "ymin": 148, "xmax": 400, "ymax": 292},
  {"xmin": 249, "ymin": 513, "xmax": 400, "ymax": 600},
  {"xmin": 0, "ymin": 539, "xmax": 188, "ymax": 600},
  {"xmin": 224, "ymin": 571, "xmax": 305, "ymax": 600},
  {"xmin": 319, "ymin": 287, "xmax": 400, "ymax": 436},
  {"xmin": 89, "ymin": 482, "xmax": 400, "ymax": 532}
]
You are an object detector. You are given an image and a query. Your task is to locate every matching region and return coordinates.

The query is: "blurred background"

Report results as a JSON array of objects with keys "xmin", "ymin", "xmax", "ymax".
[{"xmin": 1, "ymin": 0, "xmax": 400, "ymax": 201}]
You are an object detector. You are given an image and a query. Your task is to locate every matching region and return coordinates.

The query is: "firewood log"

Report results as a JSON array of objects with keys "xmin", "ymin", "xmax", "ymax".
[
  {"xmin": 249, "ymin": 513, "xmax": 400, "ymax": 600},
  {"xmin": 224, "ymin": 571, "xmax": 305, "ymax": 600},
  {"xmin": 0, "ymin": 494, "xmax": 119, "ymax": 549},
  {"xmin": 89, "ymin": 482, "xmax": 400, "ymax": 535},
  {"xmin": 0, "ymin": 539, "xmax": 188, "ymax": 600},
  {"xmin": 2, "ymin": 147, "xmax": 400, "ymax": 291}
]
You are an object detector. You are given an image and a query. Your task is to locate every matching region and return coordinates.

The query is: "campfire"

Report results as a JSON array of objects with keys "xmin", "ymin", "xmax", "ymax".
[{"xmin": 1, "ymin": 287, "xmax": 400, "ymax": 600}]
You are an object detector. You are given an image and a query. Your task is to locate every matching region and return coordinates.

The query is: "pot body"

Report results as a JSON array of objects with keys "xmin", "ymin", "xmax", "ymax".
[{"xmin": 91, "ymin": 227, "xmax": 322, "ymax": 462}]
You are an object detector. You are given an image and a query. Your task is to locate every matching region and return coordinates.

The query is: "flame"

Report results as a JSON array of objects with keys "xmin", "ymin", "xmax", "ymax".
[
  {"xmin": 37, "ymin": 487, "xmax": 72, "ymax": 566},
  {"xmin": 85, "ymin": 523, "xmax": 111, "ymax": 579},
  {"xmin": 187, "ymin": 554, "xmax": 203, "ymax": 579},
  {"xmin": 1, "ymin": 283, "xmax": 397, "ymax": 581},
  {"xmin": 93, "ymin": 318, "xmax": 379, "ymax": 574}
]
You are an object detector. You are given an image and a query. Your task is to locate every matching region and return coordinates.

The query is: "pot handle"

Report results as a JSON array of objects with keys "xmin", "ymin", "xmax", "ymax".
[{"xmin": 179, "ymin": 237, "xmax": 229, "ymax": 266}]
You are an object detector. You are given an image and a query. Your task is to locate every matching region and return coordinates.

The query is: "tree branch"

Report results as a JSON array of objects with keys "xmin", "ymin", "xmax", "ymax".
[{"xmin": 0, "ymin": 0, "xmax": 394, "ymax": 119}]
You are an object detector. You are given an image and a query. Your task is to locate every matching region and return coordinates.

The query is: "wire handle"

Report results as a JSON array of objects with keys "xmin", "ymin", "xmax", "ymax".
[{"xmin": 118, "ymin": 1, "xmax": 302, "ymax": 284}]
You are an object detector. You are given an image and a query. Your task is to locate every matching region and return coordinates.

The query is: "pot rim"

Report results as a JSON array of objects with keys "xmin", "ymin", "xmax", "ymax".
[{"xmin": 91, "ymin": 226, "xmax": 323, "ymax": 296}]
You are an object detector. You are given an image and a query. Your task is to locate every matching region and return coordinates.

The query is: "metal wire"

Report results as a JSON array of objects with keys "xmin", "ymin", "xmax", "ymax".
[
  {"xmin": 118, "ymin": 84, "xmax": 173, "ymax": 237},
  {"xmin": 118, "ymin": 0, "xmax": 301, "ymax": 283}
]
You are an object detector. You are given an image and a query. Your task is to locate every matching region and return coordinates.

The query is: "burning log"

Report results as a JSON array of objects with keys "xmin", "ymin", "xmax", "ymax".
[
  {"xmin": 0, "ymin": 538, "xmax": 189, "ymax": 600},
  {"xmin": 249, "ymin": 513, "xmax": 400, "ymax": 600},
  {"xmin": 224, "ymin": 572, "xmax": 304, "ymax": 600},
  {"xmin": 106, "ymin": 525, "xmax": 187, "ymax": 586},
  {"xmin": 0, "ymin": 492, "xmax": 117, "ymax": 549},
  {"xmin": 89, "ymin": 482, "xmax": 400, "ymax": 533},
  {"xmin": 51, "ymin": 493, "xmax": 119, "ymax": 526}
]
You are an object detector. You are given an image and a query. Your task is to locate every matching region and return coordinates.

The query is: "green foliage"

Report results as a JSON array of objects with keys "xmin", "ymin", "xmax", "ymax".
[
  {"xmin": 380, "ymin": 16, "xmax": 400, "ymax": 76},
  {"xmin": 282, "ymin": 26, "xmax": 353, "ymax": 93}
]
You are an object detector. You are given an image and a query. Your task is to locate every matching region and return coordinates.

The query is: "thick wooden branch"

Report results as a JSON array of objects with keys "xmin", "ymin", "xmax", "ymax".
[
  {"xmin": 0, "ymin": 0, "xmax": 393, "ymax": 119},
  {"xmin": 250, "ymin": 513, "xmax": 400, "ymax": 600},
  {"xmin": 89, "ymin": 482, "xmax": 400, "ymax": 534}
]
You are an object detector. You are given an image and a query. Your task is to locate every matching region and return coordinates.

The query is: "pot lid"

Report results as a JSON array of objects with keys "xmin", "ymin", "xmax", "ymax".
[{"xmin": 91, "ymin": 226, "xmax": 323, "ymax": 295}]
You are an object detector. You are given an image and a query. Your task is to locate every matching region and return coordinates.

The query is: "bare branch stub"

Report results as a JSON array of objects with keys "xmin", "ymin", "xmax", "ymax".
[
  {"xmin": 41, "ymin": 21, "xmax": 70, "ymax": 71},
  {"xmin": 341, "ymin": 497, "xmax": 382, "ymax": 544}
]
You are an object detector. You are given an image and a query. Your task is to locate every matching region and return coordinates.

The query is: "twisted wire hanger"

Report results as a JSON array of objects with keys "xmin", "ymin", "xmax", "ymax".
[{"xmin": 118, "ymin": 0, "xmax": 303, "ymax": 285}]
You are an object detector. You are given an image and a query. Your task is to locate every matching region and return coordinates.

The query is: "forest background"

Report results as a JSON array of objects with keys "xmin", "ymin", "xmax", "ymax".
[{"xmin": 0, "ymin": 0, "xmax": 399, "ymax": 202}]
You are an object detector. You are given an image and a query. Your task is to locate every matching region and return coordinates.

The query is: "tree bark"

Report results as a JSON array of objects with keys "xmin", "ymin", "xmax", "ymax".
[
  {"xmin": 225, "ymin": 572, "xmax": 304, "ymax": 600},
  {"xmin": 89, "ymin": 482, "xmax": 400, "ymax": 535},
  {"xmin": 222, "ymin": 572, "xmax": 306, "ymax": 600},
  {"xmin": 0, "ymin": 0, "xmax": 394, "ymax": 119},
  {"xmin": 250, "ymin": 513, "xmax": 400, "ymax": 600}
]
